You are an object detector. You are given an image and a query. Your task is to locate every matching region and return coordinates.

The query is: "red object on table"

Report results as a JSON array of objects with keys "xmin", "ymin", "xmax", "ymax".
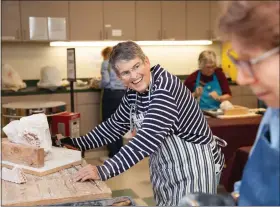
[
  {"xmin": 222, "ymin": 146, "xmax": 252, "ymax": 192},
  {"xmin": 51, "ymin": 112, "xmax": 80, "ymax": 137}
]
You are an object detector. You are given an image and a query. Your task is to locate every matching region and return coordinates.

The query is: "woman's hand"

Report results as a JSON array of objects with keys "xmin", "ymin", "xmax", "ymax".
[
  {"xmin": 209, "ymin": 91, "xmax": 220, "ymax": 101},
  {"xmin": 73, "ymin": 164, "xmax": 101, "ymax": 182},
  {"xmin": 194, "ymin": 87, "xmax": 203, "ymax": 98}
]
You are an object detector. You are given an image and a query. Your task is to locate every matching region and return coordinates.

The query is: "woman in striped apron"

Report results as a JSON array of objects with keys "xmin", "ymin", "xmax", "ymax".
[
  {"xmin": 60, "ymin": 41, "xmax": 226, "ymax": 206},
  {"xmin": 130, "ymin": 73, "xmax": 224, "ymax": 205}
]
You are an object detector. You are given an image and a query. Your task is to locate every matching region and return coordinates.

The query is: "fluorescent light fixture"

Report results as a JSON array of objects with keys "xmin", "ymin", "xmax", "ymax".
[
  {"xmin": 49, "ymin": 41, "xmax": 120, "ymax": 47},
  {"xmin": 137, "ymin": 40, "xmax": 212, "ymax": 46},
  {"xmin": 50, "ymin": 40, "xmax": 213, "ymax": 47}
]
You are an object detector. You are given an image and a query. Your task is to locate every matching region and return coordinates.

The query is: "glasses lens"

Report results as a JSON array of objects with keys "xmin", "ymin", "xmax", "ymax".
[
  {"xmin": 228, "ymin": 49, "xmax": 253, "ymax": 77},
  {"xmin": 236, "ymin": 61, "xmax": 253, "ymax": 77}
]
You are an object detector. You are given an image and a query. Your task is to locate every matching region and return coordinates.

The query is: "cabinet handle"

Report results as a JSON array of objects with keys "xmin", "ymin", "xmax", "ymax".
[
  {"xmin": 16, "ymin": 29, "xmax": 20, "ymax": 40},
  {"xmin": 100, "ymin": 30, "xmax": 103, "ymax": 40},
  {"xmin": 23, "ymin": 30, "xmax": 26, "ymax": 40},
  {"xmin": 158, "ymin": 30, "xmax": 161, "ymax": 40}
]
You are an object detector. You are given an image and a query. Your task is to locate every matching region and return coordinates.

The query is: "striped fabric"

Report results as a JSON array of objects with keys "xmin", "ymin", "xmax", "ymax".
[
  {"xmin": 70, "ymin": 64, "xmax": 224, "ymax": 203},
  {"xmin": 149, "ymin": 133, "xmax": 217, "ymax": 205}
]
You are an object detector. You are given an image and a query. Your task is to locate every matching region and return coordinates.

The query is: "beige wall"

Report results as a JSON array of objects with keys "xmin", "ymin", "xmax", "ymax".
[{"xmin": 2, "ymin": 42, "xmax": 222, "ymax": 80}]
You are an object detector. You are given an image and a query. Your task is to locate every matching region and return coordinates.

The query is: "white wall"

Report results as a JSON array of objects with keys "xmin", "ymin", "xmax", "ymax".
[{"xmin": 2, "ymin": 42, "xmax": 222, "ymax": 80}]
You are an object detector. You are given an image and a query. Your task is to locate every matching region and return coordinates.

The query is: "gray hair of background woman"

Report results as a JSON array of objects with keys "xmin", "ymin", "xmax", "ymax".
[
  {"xmin": 198, "ymin": 50, "xmax": 217, "ymax": 69},
  {"xmin": 218, "ymin": 1, "xmax": 279, "ymax": 50},
  {"xmin": 109, "ymin": 41, "xmax": 146, "ymax": 74}
]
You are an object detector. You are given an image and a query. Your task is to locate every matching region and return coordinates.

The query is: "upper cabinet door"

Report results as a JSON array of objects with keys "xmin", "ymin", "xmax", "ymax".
[
  {"xmin": 135, "ymin": 1, "xmax": 161, "ymax": 41},
  {"xmin": 69, "ymin": 1, "xmax": 103, "ymax": 41},
  {"xmin": 2, "ymin": 1, "xmax": 22, "ymax": 41},
  {"xmin": 162, "ymin": 1, "xmax": 186, "ymax": 40},
  {"xmin": 186, "ymin": 1, "xmax": 210, "ymax": 40},
  {"xmin": 103, "ymin": 1, "xmax": 136, "ymax": 40},
  {"xmin": 20, "ymin": 1, "xmax": 69, "ymax": 41},
  {"xmin": 210, "ymin": 1, "xmax": 221, "ymax": 40}
]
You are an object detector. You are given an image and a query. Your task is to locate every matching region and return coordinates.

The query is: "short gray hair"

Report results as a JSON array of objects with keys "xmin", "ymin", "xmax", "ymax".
[
  {"xmin": 198, "ymin": 50, "xmax": 217, "ymax": 69},
  {"xmin": 109, "ymin": 41, "xmax": 146, "ymax": 73}
]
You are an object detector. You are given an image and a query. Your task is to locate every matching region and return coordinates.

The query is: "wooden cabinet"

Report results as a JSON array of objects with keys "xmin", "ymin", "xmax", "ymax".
[
  {"xmin": 20, "ymin": 1, "xmax": 69, "ymax": 41},
  {"xmin": 2, "ymin": 1, "xmax": 22, "ymax": 41},
  {"xmin": 69, "ymin": 1, "xmax": 103, "ymax": 41},
  {"xmin": 103, "ymin": 1, "xmax": 136, "ymax": 40},
  {"xmin": 136, "ymin": 1, "xmax": 185, "ymax": 41},
  {"xmin": 136, "ymin": 1, "xmax": 161, "ymax": 40},
  {"xmin": 162, "ymin": 1, "xmax": 186, "ymax": 40},
  {"xmin": 2, "ymin": 1, "xmax": 220, "ymax": 42},
  {"xmin": 186, "ymin": 1, "xmax": 210, "ymax": 40}
]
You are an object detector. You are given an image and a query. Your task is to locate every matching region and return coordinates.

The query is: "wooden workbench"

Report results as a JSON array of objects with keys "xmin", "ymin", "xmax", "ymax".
[{"xmin": 2, "ymin": 164, "xmax": 112, "ymax": 206}]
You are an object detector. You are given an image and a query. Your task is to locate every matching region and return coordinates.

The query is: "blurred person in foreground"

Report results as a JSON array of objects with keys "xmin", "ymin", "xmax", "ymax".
[{"xmin": 179, "ymin": 1, "xmax": 279, "ymax": 206}]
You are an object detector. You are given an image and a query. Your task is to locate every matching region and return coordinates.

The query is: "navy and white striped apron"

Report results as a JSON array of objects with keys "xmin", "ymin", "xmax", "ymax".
[{"xmin": 130, "ymin": 83, "xmax": 223, "ymax": 206}]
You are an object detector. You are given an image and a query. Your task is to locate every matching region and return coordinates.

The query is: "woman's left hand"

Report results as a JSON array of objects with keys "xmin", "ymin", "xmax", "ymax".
[
  {"xmin": 73, "ymin": 164, "xmax": 100, "ymax": 182},
  {"xmin": 209, "ymin": 91, "xmax": 220, "ymax": 101}
]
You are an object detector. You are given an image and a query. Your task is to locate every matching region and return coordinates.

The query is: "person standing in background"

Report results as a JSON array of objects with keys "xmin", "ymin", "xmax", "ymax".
[
  {"xmin": 184, "ymin": 50, "xmax": 231, "ymax": 110},
  {"xmin": 100, "ymin": 47, "xmax": 127, "ymax": 160}
]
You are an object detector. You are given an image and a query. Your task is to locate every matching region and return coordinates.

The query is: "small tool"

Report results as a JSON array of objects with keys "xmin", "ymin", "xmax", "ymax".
[{"xmin": 197, "ymin": 81, "xmax": 206, "ymax": 103}]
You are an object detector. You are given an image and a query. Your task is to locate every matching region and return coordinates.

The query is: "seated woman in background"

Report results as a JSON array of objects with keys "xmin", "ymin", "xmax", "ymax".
[{"xmin": 184, "ymin": 50, "xmax": 231, "ymax": 110}]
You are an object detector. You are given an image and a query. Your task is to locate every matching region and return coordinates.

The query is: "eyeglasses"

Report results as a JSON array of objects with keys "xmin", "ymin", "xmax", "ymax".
[
  {"xmin": 227, "ymin": 46, "xmax": 280, "ymax": 77},
  {"xmin": 119, "ymin": 61, "xmax": 144, "ymax": 80}
]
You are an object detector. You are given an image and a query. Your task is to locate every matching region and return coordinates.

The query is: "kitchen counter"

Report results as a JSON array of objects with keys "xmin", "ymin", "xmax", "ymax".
[
  {"xmin": 2, "ymin": 86, "xmax": 101, "ymax": 97},
  {"xmin": 1, "ymin": 77, "xmax": 237, "ymax": 97}
]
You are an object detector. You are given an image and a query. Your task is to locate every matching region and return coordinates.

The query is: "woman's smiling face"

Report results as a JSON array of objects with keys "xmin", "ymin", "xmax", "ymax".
[{"xmin": 116, "ymin": 56, "xmax": 151, "ymax": 93}]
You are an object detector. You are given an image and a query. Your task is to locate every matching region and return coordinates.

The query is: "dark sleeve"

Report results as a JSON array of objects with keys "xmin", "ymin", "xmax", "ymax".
[
  {"xmin": 61, "ymin": 93, "xmax": 131, "ymax": 151},
  {"xmin": 184, "ymin": 70, "xmax": 198, "ymax": 92},
  {"xmin": 215, "ymin": 68, "xmax": 232, "ymax": 95}
]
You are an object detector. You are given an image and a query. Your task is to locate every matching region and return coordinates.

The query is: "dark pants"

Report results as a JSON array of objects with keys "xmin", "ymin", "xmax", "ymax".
[{"xmin": 102, "ymin": 89, "xmax": 126, "ymax": 158}]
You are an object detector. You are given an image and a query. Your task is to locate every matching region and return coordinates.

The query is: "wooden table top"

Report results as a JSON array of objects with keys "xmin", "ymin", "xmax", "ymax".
[
  {"xmin": 2, "ymin": 164, "xmax": 112, "ymax": 206},
  {"xmin": 206, "ymin": 116, "xmax": 262, "ymax": 127}
]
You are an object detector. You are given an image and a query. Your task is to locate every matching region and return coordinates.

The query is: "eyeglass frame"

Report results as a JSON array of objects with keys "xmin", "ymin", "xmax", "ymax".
[
  {"xmin": 118, "ymin": 60, "xmax": 145, "ymax": 80},
  {"xmin": 227, "ymin": 46, "xmax": 280, "ymax": 77}
]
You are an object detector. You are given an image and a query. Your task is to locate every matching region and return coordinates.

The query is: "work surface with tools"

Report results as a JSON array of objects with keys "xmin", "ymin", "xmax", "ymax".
[{"xmin": 2, "ymin": 163, "xmax": 112, "ymax": 206}]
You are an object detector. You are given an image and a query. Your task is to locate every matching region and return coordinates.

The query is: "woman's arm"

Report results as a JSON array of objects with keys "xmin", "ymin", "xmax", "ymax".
[
  {"xmin": 216, "ymin": 68, "xmax": 232, "ymax": 96},
  {"xmin": 97, "ymin": 87, "xmax": 179, "ymax": 180},
  {"xmin": 209, "ymin": 91, "xmax": 231, "ymax": 102},
  {"xmin": 218, "ymin": 94, "xmax": 231, "ymax": 102},
  {"xmin": 60, "ymin": 94, "xmax": 131, "ymax": 150}
]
